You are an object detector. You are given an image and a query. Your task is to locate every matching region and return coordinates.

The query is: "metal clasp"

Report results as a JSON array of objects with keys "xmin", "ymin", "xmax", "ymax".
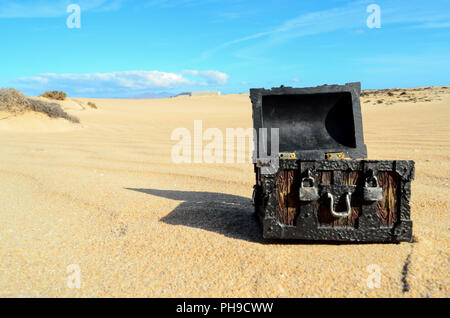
[{"xmin": 327, "ymin": 192, "xmax": 352, "ymax": 218}]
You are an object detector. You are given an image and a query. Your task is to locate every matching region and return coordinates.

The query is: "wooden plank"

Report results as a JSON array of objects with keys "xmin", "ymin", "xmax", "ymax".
[
  {"xmin": 376, "ymin": 172, "xmax": 399, "ymax": 226},
  {"xmin": 275, "ymin": 170, "xmax": 299, "ymax": 225}
]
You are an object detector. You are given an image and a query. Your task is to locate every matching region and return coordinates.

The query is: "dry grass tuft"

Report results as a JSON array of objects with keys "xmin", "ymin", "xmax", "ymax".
[
  {"xmin": 40, "ymin": 90, "xmax": 67, "ymax": 101},
  {"xmin": 0, "ymin": 88, "xmax": 79, "ymax": 123}
]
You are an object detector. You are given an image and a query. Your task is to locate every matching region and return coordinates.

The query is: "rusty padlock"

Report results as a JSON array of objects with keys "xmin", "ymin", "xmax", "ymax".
[
  {"xmin": 363, "ymin": 175, "xmax": 383, "ymax": 201},
  {"xmin": 299, "ymin": 174, "xmax": 319, "ymax": 202}
]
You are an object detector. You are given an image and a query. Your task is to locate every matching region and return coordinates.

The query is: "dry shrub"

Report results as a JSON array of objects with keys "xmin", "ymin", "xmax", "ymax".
[
  {"xmin": 87, "ymin": 101, "xmax": 98, "ymax": 109},
  {"xmin": 29, "ymin": 99, "xmax": 79, "ymax": 123},
  {"xmin": 0, "ymin": 88, "xmax": 31, "ymax": 113},
  {"xmin": 40, "ymin": 90, "xmax": 67, "ymax": 100},
  {"xmin": 0, "ymin": 88, "xmax": 79, "ymax": 123}
]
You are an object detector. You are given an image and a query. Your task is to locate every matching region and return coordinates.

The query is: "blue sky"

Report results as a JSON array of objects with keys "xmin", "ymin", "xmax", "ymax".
[{"xmin": 0, "ymin": 0, "xmax": 449, "ymax": 97}]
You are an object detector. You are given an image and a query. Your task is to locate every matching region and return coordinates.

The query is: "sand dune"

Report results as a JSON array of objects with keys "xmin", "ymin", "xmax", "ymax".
[
  {"xmin": 0, "ymin": 111, "xmax": 80, "ymax": 133},
  {"xmin": 0, "ymin": 87, "xmax": 448, "ymax": 297}
]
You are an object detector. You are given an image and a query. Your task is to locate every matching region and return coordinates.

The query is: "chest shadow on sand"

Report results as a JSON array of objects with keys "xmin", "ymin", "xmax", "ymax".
[{"xmin": 125, "ymin": 188, "xmax": 262, "ymax": 243}]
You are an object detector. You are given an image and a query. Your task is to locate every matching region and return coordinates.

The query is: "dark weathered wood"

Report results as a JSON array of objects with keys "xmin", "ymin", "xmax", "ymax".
[
  {"xmin": 377, "ymin": 171, "xmax": 400, "ymax": 226},
  {"xmin": 272, "ymin": 168, "xmax": 403, "ymax": 229},
  {"xmin": 275, "ymin": 170, "xmax": 299, "ymax": 225},
  {"xmin": 342, "ymin": 171, "xmax": 362, "ymax": 185},
  {"xmin": 315, "ymin": 171, "xmax": 332, "ymax": 185}
]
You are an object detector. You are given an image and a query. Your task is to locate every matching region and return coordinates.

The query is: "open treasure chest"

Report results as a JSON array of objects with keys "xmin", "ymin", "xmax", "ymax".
[{"xmin": 250, "ymin": 83, "xmax": 414, "ymax": 242}]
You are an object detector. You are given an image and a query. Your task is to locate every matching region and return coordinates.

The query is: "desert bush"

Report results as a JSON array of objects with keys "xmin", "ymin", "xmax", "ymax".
[
  {"xmin": 40, "ymin": 90, "xmax": 67, "ymax": 100},
  {"xmin": 29, "ymin": 99, "xmax": 79, "ymax": 123},
  {"xmin": 0, "ymin": 88, "xmax": 31, "ymax": 113},
  {"xmin": 87, "ymin": 101, "xmax": 98, "ymax": 109},
  {"xmin": 0, "ymin": 88, "xmax": 79, "ymax": 123}
]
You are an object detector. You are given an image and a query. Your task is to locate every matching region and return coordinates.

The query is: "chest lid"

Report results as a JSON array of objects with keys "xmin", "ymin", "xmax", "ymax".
[{"xmin": 250, "ymin": 82, "xmax": 367, "ymax": 160}]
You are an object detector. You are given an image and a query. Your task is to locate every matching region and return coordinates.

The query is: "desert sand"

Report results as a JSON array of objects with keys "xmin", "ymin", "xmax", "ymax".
[{"xmin": 0, "ymin": 86, "xmax": 448, "ymax": 297}]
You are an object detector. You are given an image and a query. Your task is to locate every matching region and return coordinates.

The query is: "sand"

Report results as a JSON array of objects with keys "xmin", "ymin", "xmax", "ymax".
[{"xmin": 0, "ymin": 87, "xmax": 448, "ymax": 297}]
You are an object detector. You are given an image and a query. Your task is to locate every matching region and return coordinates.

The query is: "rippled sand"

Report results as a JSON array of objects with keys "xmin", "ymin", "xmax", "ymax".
[{"xmin": 0, "ymin": 87, "xmax": 448, "ymax": 297}]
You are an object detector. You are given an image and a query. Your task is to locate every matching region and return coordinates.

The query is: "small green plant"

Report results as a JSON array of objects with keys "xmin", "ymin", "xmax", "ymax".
[
  {"xmin": 87, "ymin": 101, "xmax": 98, "ymax": 109},
  {"xmin": 40, "ymin": 90, "xmax": 67, "ymax": 101}
]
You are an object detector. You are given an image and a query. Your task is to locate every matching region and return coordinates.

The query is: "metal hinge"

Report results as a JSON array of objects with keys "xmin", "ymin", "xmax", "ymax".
[
  {"xmin": 325, "ymin": 152, "xmax": 344, "ymax": 160},
  {"xmin": 279, "ymin": 152, "xmax": 297, "ymax": 159}
]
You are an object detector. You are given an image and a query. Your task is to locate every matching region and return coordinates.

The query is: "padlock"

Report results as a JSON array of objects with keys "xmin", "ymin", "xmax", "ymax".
[
  {"xmin": 299, "ymin": 175, "xmax": 319, "ymax": 201},
  {"xmin": 363, "ymin": 175, "xmax": 383, "ymax": 201}
]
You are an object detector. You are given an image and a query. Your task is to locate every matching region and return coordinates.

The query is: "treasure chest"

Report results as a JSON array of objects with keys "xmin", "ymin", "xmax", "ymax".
[{"xmin": 250, "ymin": 83, "xmax": 414, "ymax": 242}]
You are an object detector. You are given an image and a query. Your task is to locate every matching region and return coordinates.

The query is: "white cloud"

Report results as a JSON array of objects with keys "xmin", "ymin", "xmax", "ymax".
[
  {"xmin": 182, "ymin": 70, "xmax": 229, "ymax": 85},
  {"xmin": 13, "ymin": 69, "xmax": 229, "ymax": 97}
]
